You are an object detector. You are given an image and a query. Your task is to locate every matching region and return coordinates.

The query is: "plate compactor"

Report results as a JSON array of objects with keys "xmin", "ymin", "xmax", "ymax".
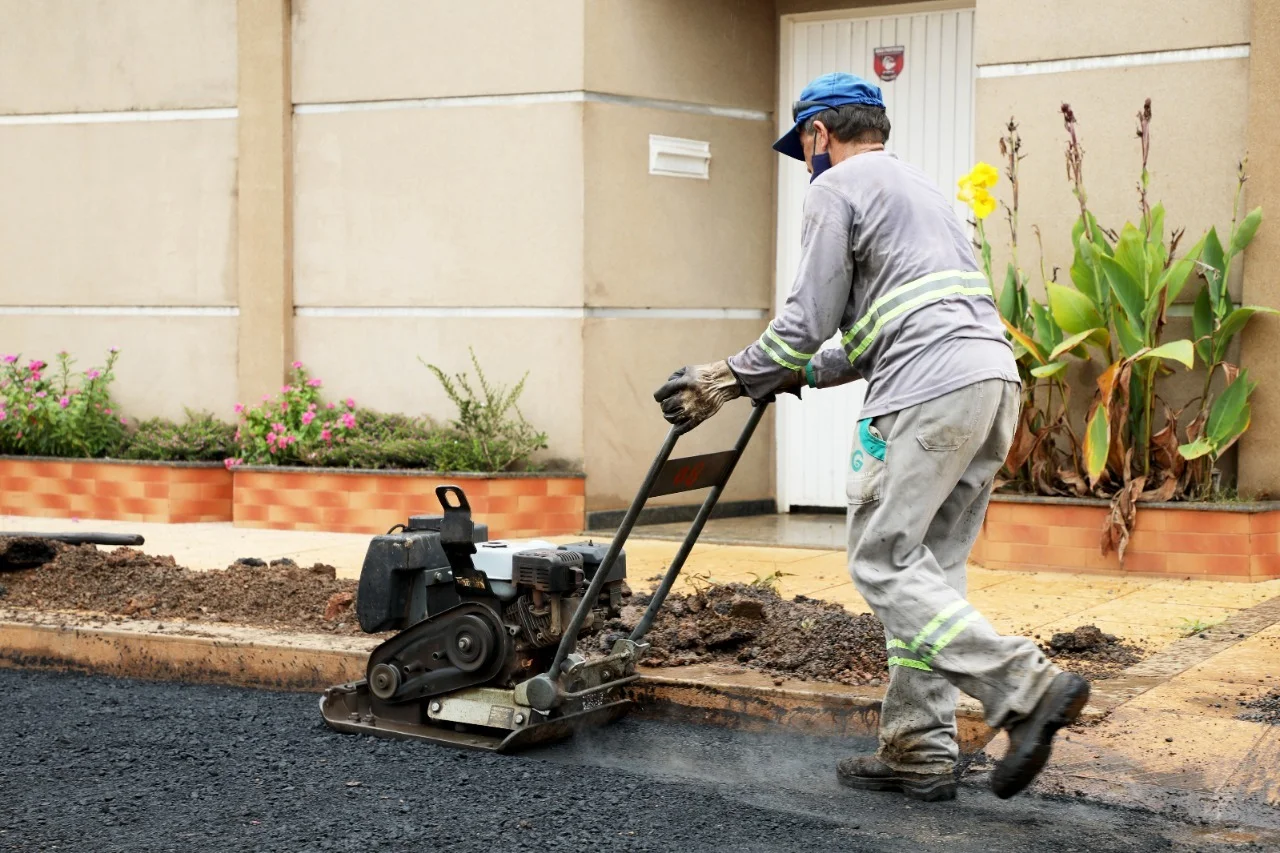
[{"xmin": 319, "ymin": 401, "xmax": 768, "ymax": 752}]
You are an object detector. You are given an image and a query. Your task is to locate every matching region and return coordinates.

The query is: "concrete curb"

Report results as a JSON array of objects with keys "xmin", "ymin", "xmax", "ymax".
[{"xmin": 0, "ymin": 614, "xmax": 1003, "ymax": 752}]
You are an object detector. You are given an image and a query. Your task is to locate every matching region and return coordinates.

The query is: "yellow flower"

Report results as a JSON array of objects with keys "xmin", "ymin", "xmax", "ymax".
[
  {"xmin": 971, "ymin": 188, "xmax": 996, "ymax": 219},
  {"xmin": 957, "ymin": 162, "xmax": 999, "ymax": 219},
  {"xmin": 967, "ymin": 162, "xmax": 999, "ymax": 189}
]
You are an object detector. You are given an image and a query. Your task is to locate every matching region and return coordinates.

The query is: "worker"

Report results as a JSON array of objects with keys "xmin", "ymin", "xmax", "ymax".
[{"xmin": 653, "ymin": 72, "xmax": 1089, "ymax": 803}]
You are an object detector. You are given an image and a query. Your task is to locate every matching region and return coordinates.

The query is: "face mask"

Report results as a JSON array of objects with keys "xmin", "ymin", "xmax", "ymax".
[{"xmin": 810, "ymin": 151, "xmax": 832, "ymax": 183}]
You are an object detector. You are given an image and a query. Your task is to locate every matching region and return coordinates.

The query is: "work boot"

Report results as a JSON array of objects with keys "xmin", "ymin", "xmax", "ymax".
[
  {"xmin": 837, "ymin": 755, "xmax": 957, "ymax": 802},
  {"xmin": 990, "ymin": 672, "xmax": 1090, "ymax": 800}
]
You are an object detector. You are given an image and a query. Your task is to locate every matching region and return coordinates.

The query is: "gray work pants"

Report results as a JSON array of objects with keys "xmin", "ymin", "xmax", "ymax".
[{"xmin": 845, "ymin": 378, "xmax": 1059, "ymax": 773}]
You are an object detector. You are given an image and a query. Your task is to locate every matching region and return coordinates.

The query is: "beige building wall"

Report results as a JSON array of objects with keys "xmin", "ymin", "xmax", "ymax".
[
  {"xmin": 0, "ymin": 0, "xmax": 239, "ymax": 421},
  {"xmin": 1239, "ymin": 0, "xmax": 1280, "ymax": 497},
  {"xmin": 289, "ymin": 0, "xmax": 781, "ymax": 510}
]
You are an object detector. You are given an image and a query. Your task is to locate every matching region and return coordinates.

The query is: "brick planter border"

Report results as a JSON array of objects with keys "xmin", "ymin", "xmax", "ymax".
[
  {"xmin": 973, "ymin": 495, "xmax": 1280, "ymax": 582},
  {"xmin": 231, "ymin": 467, "xmax": 585, "ymax": 539},
  {"xmin": 0, "ymin": 457, "xmax": 232, "ymax": 523}
]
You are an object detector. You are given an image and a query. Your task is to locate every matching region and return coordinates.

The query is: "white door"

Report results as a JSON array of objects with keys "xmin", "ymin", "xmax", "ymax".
[{"xmin": 775, "ymin": 5, "xmax": 976, "ymax": 510}]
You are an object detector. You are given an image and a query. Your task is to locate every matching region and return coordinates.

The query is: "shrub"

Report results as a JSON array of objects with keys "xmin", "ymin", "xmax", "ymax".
[
  {"xmin": 300, "ymin": 411, "xmax": 442, "ymax": 469},
  {"xmin": 119, "ymin": 410, "xmax": 238, "ymax": 462},
  {"xmin": 0, "ymin": 349, "xmax": 126, "ymax": 457},
  {"xmin": 965, "ymin": 99, "xmax": 1274, "ymax": 560},
  {"xmin": 229, "ymin": 362, "xmax": 356, "ymax": 467},
  {"xmin": 421, "ymin": 348, "xmax": 548, "ymax": 472}
]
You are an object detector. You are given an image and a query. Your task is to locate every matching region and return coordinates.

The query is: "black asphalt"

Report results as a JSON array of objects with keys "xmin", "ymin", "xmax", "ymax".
[{"xmin": 0, "ymin": 669, "xmax": 1264, "ymax": 852}]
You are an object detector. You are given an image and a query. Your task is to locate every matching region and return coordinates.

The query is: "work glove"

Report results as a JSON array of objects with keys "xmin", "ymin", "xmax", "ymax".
[{"xmin": 653, "ymin": 360, "xmax": 742, "ymax": 432}]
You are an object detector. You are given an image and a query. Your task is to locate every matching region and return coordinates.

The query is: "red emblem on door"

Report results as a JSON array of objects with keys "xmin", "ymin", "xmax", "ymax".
[{"xmin": 874, "ymin": 46, "xmax": 905, "ymax": 82}]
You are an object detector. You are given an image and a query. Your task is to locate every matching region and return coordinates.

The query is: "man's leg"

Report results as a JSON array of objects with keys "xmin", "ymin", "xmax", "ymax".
[
  {"xmin": 871, "ymin": 450, "xmax": 993, "ymax": 777},
  {"xmin": 841, "ymin": 380, "xmax": 1071, "ymax": 797}
]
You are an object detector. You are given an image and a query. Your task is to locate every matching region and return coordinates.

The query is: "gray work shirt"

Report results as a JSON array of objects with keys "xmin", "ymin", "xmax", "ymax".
[{"xmin": 728, "ymin": 151, "xmax": 1019, "ymax": 419}]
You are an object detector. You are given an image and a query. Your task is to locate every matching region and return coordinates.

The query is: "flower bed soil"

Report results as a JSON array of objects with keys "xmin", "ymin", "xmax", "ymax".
[
  {"xmin": 605, "ymin": 582, "xmax": 1145, "ymax": 685},
  {"xmin": 0, "ymin": 541, "xmax": 362, "ymax": 635},
  {"xmin": 0, "ymin": 540, "xmax": 1147, "ymax": 683}
]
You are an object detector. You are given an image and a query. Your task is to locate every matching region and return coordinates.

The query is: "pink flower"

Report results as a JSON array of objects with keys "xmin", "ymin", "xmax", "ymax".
[
  {"xmin": 15, "ymin": 431, "xmax": 21, "ymax": 438},
  {"xmin": 262, "ymin": 394, "xmax": 270, "ymax": 401},
  {"xmin": 223, "ymin": 458, "xmax": 243, "ymax": 470},
  {"xmin": 281, "ymin": 385, "xmax": 293, "ymax": 394},
  {"xmin": 234, "ymin": 428, "xmax": 241, "ymax": 441},
  {"xmin": 266, "ymin": 432, "xmax": 277, "ymax": 445},
  {"xmin": 307, "ymin": 378, "xmax": 322, "ymax": 388},
  {"xmin": 340, "ymin": 412, "xmax": 356, "ymax": 430},
  {"xmin": 109, "ymin": 346, "xmax": 119, "ymax": 353},
  {"xmin": 272, "ymin": 422, "xmax": 286, "ymax": 433},
  {"xmin": 345, "ymin": 398, "xmax": 355, "ymax": 409},
  {"xmin": 320, "ymin": 428, "xmax": 332, "ymax": 442},
  {"xmin": 0, "ymin": 410, "xmax": 6, "ymax": 422},
  {"xmin": 292, "ymin": 360, "xmax": 303, "ymax": 370},
  {"xmin": 104, "ymin": 408, "xmax": 112, "ymax": 415},
  {"xmin": 85, "ymin": 369, "xmax": 100, "ymax": 380},
  {"xmin": 302, "ymin": 411, "xmax": 315, "ymax": 426},
  {"xmin": 34, "ymin": 391, "xmax": 46, "ymax": 398},
  {"xmin": 269, "ymin": 444, "xmax": 278, "ymax": 454},
  {"xmin": 307, "ymin": 403, "xmax": 317, "ymax": 412},
  {"xmin": 28, "ymin": 360, "xmax": 44, "ymax": 371},
  {"xmin": 326, "ymin": 402, "xmax": 335, "ymax": 410},
  {"xmin": 233, "ymin": 403, "xmax": 245, "ymax": 414},
  {"xmin": 58, "ymin": 396, "xmax": 69, "ymax": 408},
  {"xmin": 30, "ymin": 371, "xmax": 41, "ymax": 382},
  {"xmin": 27, "ymin": 403, "xmax": 34, "ymax": 411},
  {"xmin": 280, "ymin": 401, "xmax": 287, "ymax": 411},
  {"xmin": 1, "ymin": 354, "xmax": 14, "ymax": 363},
  {"xmin": 119, "ymin": 416, "xmax": 127, "ymax": 425}
]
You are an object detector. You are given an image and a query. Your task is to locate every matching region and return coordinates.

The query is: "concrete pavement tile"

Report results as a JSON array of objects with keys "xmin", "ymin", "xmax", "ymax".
[
  {"xmin": 1221, "ymin": 727, "xmax": 1280, "ymax": 807},
  {"xmin": 980, "ymin": 573, "xmax": 1153, "ymax": 599},
  {"xmin": 1127, "ymin": 579, "xmax": 1280, "ymax": 610},
  {"xmin": 964, "ymin": 567, "xmax": 1022, "ymax": 590},
  {"xmin": 1118, "ymin": 677, "xmax": 1269, "ymax": 719},
  {"xmin": 1178, "ymin": 631, "xmax": 1280, "ymax": 686},
  {"xmin": 1052, "ymin": 708, "xmax": 1267, "ymax": 793},
  {"xmin": 1069, "ymin": 598, "xmax": 1241, "ymax": 630}
]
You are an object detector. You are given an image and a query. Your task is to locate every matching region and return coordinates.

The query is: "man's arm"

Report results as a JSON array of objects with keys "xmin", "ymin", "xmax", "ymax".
[
  {"xmin": 727, "ymin": 184, "xmax": 856, "ymax": 400},
  {"xmin": 806, "ymin": 347, "xmax": 862, "ymax": 389}
]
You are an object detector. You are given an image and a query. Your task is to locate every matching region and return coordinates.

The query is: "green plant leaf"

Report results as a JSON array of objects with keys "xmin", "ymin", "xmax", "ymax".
[
  {"xmin": 1049, "ymin": 328, "xmax": 1101, "ymax": 361},
  {"xmin": 1098, "ymin": 254, "xmax": 1147, "ymax": 332},
  {"xmin": 997, "ymin": 263, "xmax": 1020, "ymax": 323},
  {"xmin": 1149, "ymin": 202, "xmax": 1166, "ymax": 249},
  {"xmin": 1201, "ymin": 227, "xmax": 1226, "ymax": 307},
  {"xmin": 1029, "ymin": 300, "xmax": 1063, "ymax": 351},
  {"xmin": 1192, "ymin": 286, "xmax": 1214, "ymax": 365},
  {"xmin": 1046, "ymin": 282, "xmax": 1105, "ymax": 336},
  {"xmin": 1111, "ymin": 223, "xmax": 1150, "ymax": 297},
  {"xmin": 1084, "ymin": 405, "xmax": 1110, "ymax": 484},
  {"xmin": 1177, "ymin": 437, "xmax": 1214, "ymax": 461},
  {"xmin": 1031, "ymin": 361, "xmax": 1068, "ymax": 378},
  {"xmin": 1212, "ymin": 306, "xmax": 1280, "ymax": 363},
  {"xmin": 1136, "ymin": 339, "xmax": 1194, "ymax": 369},
  {"xmin": 1206, "ymin": 370, "xmax": 1257, "ymax": 449},
  {"xmin": 1112, "ymin": 307, "xmax": 1145, "ymax": 358},
  {"xmin": 1070, "ymin": 234, "xmax": 1102, "ymax": 306},
  {"xmin": 1230, "ymin": 207, "xmax": 1263, "ymax": 256},
  {"xmin": 1001, "ymin": 316, "xmax": 1046, "ymax": 364}
]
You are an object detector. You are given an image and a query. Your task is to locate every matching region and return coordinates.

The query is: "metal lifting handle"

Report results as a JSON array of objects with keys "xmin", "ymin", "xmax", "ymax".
[
  {"xmin": 629, "ymin": 402, "xmax": 766, "ymax": 642},
  {"xmin": 546, "ymin": 400, "xmax": 769, "ymax": 676}
]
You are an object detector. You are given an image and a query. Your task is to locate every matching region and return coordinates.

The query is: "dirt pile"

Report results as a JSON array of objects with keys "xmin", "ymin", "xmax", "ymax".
[
  {"xmin": 603, "ymin": 582, "xmax": 889, "ymax": 685},
  {"xmin": 1, "ymin": 542, "xmax": 361, "ymax": 633},
  {"xmin": 1237, "ymin": 689, "xmax": 1280, "ymax": 724},
  {"xmin": 1039, "ymin": 625, "xmax": 1146, "ymax": 680}
]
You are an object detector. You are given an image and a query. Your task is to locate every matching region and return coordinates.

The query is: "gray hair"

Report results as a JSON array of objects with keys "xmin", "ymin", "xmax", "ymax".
[{"xmin": 803, "ymin": 104, "xmax": 891, "ymax": 145}]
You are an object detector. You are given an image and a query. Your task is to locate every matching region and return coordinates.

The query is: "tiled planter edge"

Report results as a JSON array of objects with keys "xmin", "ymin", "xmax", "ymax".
[
  {"xmin": 974, "ymin": 494, "xmax": 1280, "ymax": 583},
  {"xmin": 0, "ymin": 457, "xmax": 232, "ymax": 523},
  {"xmin": 231, "ymin": 466, "xmax": 586, "ymax": 538}
]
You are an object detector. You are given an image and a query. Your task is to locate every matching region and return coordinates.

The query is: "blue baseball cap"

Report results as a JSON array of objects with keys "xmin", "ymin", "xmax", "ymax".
[{"xmin": 773, "ymin": 72, "xmax": 886, "ymax": 161}]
